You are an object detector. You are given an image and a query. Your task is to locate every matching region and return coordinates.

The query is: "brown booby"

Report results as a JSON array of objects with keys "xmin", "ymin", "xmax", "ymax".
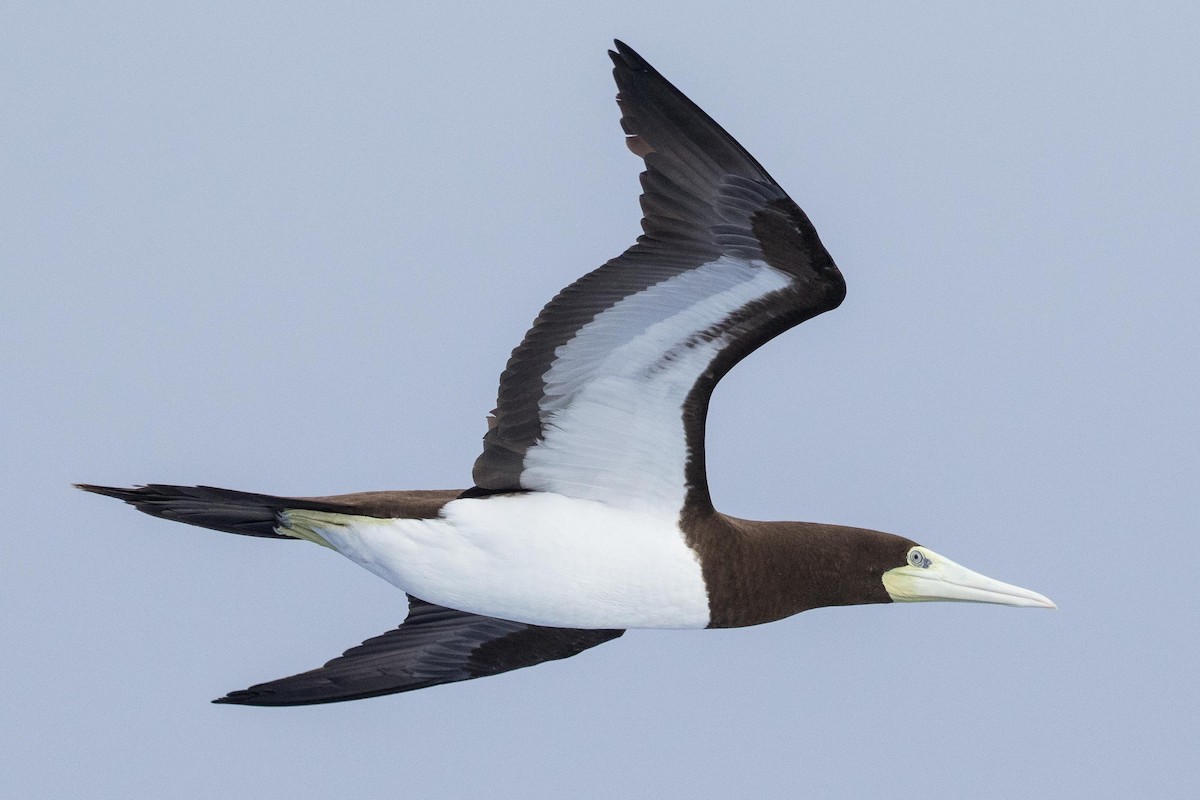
[{"xmin": 79, "ymin": 41, "xmax": 1054, "ymax": 707}]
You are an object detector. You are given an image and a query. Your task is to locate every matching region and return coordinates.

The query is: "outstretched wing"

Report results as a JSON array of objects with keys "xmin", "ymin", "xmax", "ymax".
[
  {"xmin": 472, "ymin": 41, "xmax": 845, "ymax": 514},
  {"xmin": 214, "ymin": 597, "xmax": 623, "ymax": 706}
]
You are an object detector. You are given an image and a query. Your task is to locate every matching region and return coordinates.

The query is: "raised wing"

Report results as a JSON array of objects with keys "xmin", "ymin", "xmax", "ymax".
[
  {"xmin": 213, "ymin": 597, "xmax": 623, "ymax": 706},
  {"xmin": 472, "ymin": 42, "xmax": 845, "ymax": 514}
]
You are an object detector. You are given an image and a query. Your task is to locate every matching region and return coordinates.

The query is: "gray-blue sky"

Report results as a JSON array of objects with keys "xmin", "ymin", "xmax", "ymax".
[{"xmin": 4, "ymin": 2, "xmax": 1197, "ymax": 797}]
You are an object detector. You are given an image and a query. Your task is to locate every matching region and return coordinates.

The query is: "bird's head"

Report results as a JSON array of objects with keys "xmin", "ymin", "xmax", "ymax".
[{"xmin": 881, "ymin": 543, "xmax": 1056, "ymax": 608}]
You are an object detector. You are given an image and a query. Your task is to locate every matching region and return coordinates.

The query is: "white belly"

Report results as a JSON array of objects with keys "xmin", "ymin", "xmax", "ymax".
[{"xmin": 283, "ymin": 492, "xmax": 711, "ymax": 629}]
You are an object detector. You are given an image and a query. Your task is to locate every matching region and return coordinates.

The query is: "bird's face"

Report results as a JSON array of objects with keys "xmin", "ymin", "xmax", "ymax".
[{"xmin": 882, "ymin": 545, "xmax": 1056, "ymax": 608}]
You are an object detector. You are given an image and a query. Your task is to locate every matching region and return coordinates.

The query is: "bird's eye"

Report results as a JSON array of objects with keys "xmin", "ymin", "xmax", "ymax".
[{"xmin": 908, "ymin": 549, "xmax": 932, "ymax": 568}]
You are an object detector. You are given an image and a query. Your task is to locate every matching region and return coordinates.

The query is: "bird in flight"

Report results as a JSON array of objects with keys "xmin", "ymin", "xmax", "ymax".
[{"xmin": 80, "ymin": 41, "xmax": 1054, "ymax": 706}]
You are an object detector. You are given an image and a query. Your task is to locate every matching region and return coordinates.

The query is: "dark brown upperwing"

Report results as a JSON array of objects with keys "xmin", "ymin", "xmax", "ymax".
[{"xmin": 214, "ymin": 597, "xmax": 624, "ymax": 706}]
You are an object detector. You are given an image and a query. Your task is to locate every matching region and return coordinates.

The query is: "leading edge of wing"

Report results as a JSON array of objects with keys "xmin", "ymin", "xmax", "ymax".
[{"xmin": 213, "ymin": 598, "xmax": 624, "ymax": 706}]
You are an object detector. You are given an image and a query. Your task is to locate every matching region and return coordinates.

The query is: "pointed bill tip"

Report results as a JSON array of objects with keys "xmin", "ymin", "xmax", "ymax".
[
  {"xmin": 1022, "ymin": 590, "xmax": 1057, "ymax": 610},
  {"xmin": 991, "ymin": 586, "xmax": 1056, "ymax": 609}
]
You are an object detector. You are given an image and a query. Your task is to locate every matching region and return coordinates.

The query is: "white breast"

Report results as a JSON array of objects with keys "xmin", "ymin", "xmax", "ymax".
[{"xmin": 284, "ymin": 492, "xmax": 712, "ymax": 630}]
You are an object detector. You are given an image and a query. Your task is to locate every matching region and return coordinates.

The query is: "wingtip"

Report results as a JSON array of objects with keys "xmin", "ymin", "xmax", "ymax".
[
  {"xmin": 212, "ymin": 690, "xmax": 259, "ymax": 706},
  {"xmin": 611, "ymin": 39, "xmax": 638, "ymax": 58},
  {"xmin": 609, "ymin": 40, "xmax": 650, "ymax": 72},
  {"xmin": 75, "ymin": 482, "xmax": 137, "ymax": 501},
  {"xmin": 213, "ymin": 688, "xmax": 300, "ymax": 707}
]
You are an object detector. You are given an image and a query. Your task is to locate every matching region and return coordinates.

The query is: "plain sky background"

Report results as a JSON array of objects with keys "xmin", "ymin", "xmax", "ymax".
[{"xmin": 4, "ymin": 2, "xmax": 1197, "ymax": 798}]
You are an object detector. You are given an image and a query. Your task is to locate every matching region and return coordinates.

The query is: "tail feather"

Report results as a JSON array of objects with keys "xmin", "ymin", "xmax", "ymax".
[
  {"xmin": 76, "ymin": 484, "xmax": 296, "ymax": 539},
  {"xmin": 76, "ymin": 483, "xmax": 468, "ymax": 539}
]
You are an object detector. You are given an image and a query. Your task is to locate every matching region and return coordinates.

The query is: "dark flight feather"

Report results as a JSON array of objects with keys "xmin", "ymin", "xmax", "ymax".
[{"xmin": 215, "ymin": 597, "xmax": 623, "ymax": 706}]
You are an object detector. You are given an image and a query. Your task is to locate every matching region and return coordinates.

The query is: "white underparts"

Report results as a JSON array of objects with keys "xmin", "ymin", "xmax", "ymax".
[{"xmin": 279, "ymin": 492, "xmax": 712, "ymax": 629}]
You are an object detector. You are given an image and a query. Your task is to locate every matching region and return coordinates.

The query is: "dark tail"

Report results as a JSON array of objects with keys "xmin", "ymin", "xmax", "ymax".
[
  {"xmin": 76, "ymin": 483, "xmax": 468, "ymax": 539},
  {"xmin": 76, "ymin": 484, "xmax": 299, "ymax": 539}
]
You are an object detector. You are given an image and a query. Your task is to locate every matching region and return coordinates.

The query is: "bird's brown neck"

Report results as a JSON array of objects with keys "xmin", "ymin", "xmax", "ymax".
[{"xmin": 681, "ymin": 509, "xmax": 915, "ymax": 628}]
